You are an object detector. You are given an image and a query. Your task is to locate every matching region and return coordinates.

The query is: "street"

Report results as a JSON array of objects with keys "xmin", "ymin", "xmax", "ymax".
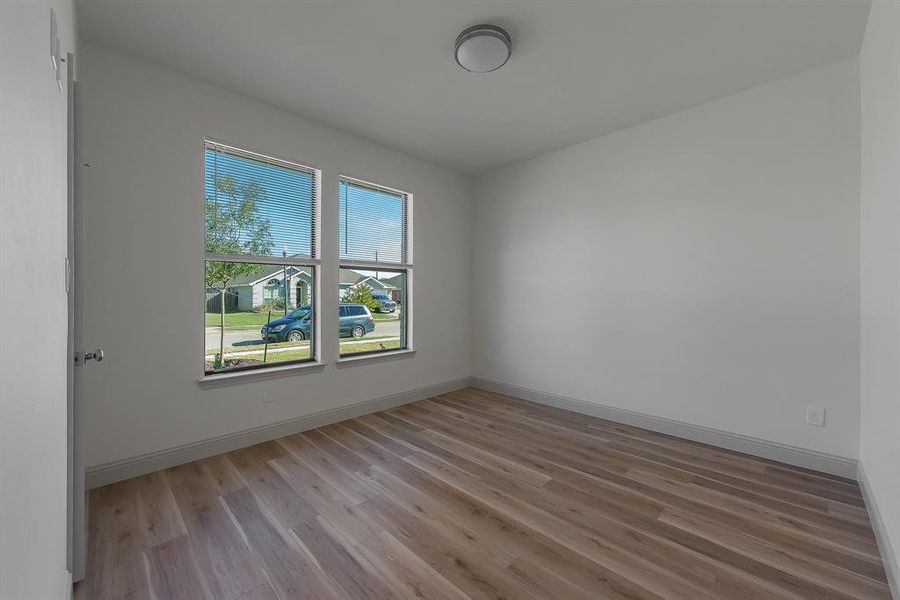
[{"xmin": 205, "ymin": 316, "xmax": 402, "ymax": 349}]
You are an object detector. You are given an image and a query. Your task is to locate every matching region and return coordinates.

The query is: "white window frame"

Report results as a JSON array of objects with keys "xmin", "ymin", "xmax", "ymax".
[
  {"xmin": 201, "ymin": 140, "xmax": 322, "ymax": 379},
  {"xmin": 338, "ymin": 174, "xmax": 413, "ymax": 360}
]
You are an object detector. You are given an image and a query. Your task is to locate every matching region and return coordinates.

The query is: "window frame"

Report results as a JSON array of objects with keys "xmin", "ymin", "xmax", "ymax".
[
  {"xmin": 202, "ymin": 140, "xmax": 322, "ymax": 377},
  {"xmin": 337, "ymin": 174, "xmax": 414, "ymax": 360}
]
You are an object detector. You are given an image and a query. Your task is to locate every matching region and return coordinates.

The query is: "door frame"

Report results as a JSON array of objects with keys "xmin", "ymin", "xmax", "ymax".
[{"xmin": 65, "ymin": 50, "xmax": 86, "ymax": 582}]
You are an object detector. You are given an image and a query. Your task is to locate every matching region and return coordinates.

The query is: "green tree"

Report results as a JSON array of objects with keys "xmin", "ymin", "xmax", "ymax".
[
  {"xmin": 341, "ymin": 283, "xmax": 380, "ymax": 312},
  {"xmin": 205, "ymin": 176, "xmax": 273, "ymax": 367}
]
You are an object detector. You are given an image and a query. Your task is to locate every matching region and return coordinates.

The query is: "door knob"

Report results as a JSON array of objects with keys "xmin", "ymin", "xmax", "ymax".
[{"xmin": 75, "ymin": 348, "xmax": 104, "ymax": 365}]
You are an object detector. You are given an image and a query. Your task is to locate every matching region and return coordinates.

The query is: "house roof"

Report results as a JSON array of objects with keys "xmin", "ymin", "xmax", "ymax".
[
  {"xmin": 339, "ymin": 269, "xmax": 399, "ymax": 291},
  {"xmin": 340, "ymin": 269, "xmax": 366, "ymax": 285},
  {"xmin": 355, "ymin": 276, "xmax": 397, "ymax": 291},
  {"xmin": 225, "ymin": 266, "xmax": 395, "ymax": 289},
  {"xmin": 379, "ymin": 273, "xmax": 404, "ymax": 286},
  {"xmin": 228, "ymin": 265, "xmax": 312, "ymax": 287}
]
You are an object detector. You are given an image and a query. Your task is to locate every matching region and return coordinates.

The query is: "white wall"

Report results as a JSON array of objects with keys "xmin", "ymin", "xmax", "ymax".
[
  {"xmin": 859, "ymin": 0, "xmax": 900, "ymax": 586},
  {"xmin": 77, "ymin": 44, "xmax": 471, "ymax": 469},
  {"xmin": 473, "ymin": 60, "xmax": 861, "ymax": 459},
  {"xmin": 0, "ymin": 1, "xmax": 76, "ymax": 598}
]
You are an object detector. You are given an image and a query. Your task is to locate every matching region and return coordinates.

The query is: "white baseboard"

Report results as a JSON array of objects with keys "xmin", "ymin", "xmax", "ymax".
[
  {"xmin": 64, "ymin": 570, "xmax": 73, "ymax": 600},
  {"xmin": 85, "ymin": 377, "xmax": 473, "ymax": 489},
  {"xmin": 858, "ymin": 462, "xmax": 900, "ymax": 599},
  {"xmin": 471, "ymin": 377, "xmax": 858, "ymax": 479}
]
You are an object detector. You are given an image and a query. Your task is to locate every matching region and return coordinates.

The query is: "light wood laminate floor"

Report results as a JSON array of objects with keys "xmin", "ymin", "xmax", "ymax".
[{"xmin": 76, "ymin": 388, "xmax": 891, "ymax": 599}]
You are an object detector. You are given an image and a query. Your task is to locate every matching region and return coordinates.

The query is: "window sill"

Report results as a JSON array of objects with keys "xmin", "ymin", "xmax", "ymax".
[
  {"xmin": 337, "ymin": 348, "xmax": 416, "ymax": 367},
  {"xmin": 198, "ymin": 361, "xmax": 325, "ymax": 386}
]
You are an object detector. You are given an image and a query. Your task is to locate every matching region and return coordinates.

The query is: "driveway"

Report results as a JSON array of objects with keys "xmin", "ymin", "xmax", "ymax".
[{"xmin": 205, "ymin": 317, "xmax": 401, "ymax": 349}]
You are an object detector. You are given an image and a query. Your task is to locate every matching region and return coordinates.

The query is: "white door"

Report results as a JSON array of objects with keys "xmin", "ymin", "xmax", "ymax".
[
  {"xmin": 67, "ymin": 52, "xmax": 97, "ymax": 583},
  {"xmin": 65, "ymin": 49, "xmax": 78, "ymax": 582}
]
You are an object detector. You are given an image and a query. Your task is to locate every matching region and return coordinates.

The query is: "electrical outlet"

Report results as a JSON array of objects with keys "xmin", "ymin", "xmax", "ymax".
[{"xmin": 806, "ymin": 406, "xmax": 825, "ymax": 427}]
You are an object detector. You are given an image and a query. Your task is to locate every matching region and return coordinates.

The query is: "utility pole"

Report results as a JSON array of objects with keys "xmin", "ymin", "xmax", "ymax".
[{"xmin": 282, "ymin": 244, "xmax": 288, "ymax": 316}]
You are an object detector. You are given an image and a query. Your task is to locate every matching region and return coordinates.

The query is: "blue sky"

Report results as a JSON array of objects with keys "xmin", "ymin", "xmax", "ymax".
[
  {"xmin": 205, "ymin": 148, "xmax": 314, "ymax": 257},
  {"xmin": 205, "ymin": 148, "xmax": 404, "ymax": 263},
  {"xmin": 339, "ymin": 180, "xmax": 404, "ymax": 263}
]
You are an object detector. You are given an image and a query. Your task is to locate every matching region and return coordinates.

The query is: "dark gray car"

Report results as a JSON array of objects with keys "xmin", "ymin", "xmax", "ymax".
[{"xmin": 372, "ymin": 293, "xmax": 397, "ymax": 313}]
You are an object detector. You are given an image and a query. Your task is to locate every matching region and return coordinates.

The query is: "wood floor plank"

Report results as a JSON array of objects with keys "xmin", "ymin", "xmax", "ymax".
[
  {"xmin": 660, "ymin": 507, "xmax": 891, "ymax": 599},
  {"xmin": 143, "ymin": 534, "xmax": 213, "ymax": 600},
  {"xmin": 199, "ymin": 453, "xmax": 247, "ymax": 495},
  {"xmin": 623, "ymin": 466, "xmax": 886, "ymax": 570},
  {"xmin": 462, "ymin": 392, "xmax": 864, "ymax": 505},
  {"xmin": 225, "ymin": 442, "xmax": 320, "ymax": 530},
  {"xmin": 268, "ymin": 453, "xmax": 382, "ymax": 547},
  {"xmin": 220, "ymin": 487, "xmax": 343, "ymax": 600},
  {"xmin": 78, "ymin": 387, "xmax": 893, "ymax": 600},
  {"xmin": 82, "ymin": 479, "xmax": 152, "ymax": 600},
  {"xmin": 163, "ymin": 461, "xmax": 270, "ymax": 599},
  {"xmin": 133, "ymin": 471, "xmax": 187, "ymax": 548},
  {"xmin": 442, "ymin": 392, "xmax": 865, "ymax": 516},
  {"xmin": 365, "ymin": 463, "xmax": 668, "ymax": 600},
  {"xmin": 276, "ymin": 432, "xmax": 376, "ymax": 504},
  {"xmin": 403, "ymin": 448, "xmax": 723, "ymax": 600},
  {"xmin": 236, "ymin": 581, "xmax": 280, "ymax": 600},
  {"xmin": 357, "ymin": 464, "xmax": 520, "ymax": 573},
  {"xmin": 458, "ymin": 388, "xmax": 865, "ymax": 503},
  {"xmin": 354, "ymin": 530, "xmax": 471, "ymax": 600},
  {"xmin": 290, "ymin": 516, "xmax": 398, "ymax": 600}
]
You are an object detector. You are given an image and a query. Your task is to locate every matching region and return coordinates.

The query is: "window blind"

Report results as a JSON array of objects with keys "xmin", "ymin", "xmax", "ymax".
[
  {"xmin": 339, "ymin": 179, "xmax": 408, "ymax": 264},
  {"xmin": 205, "ymin": 142, "xmax": 317, "ymax": 259}
]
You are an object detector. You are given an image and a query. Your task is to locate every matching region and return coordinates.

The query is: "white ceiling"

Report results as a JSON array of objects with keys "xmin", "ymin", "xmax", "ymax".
[{"xmin": 77, "ymin": 0, "xmax": 870, "ymax": 175}]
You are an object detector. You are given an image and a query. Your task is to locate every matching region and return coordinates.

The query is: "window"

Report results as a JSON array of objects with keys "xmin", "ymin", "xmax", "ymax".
[
  {"xmin": 338, "ymin": 177, "xmax": 412, "ymax": 357},
  {"xmin": 204, "ymin": 142, "xmax": 319, "ymax": 374}
]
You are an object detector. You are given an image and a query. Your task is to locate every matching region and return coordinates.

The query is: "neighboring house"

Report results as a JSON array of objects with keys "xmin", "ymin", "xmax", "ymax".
[
  {"xmin": 339, "ymin": 269, "xmax": 399, "ymax": 300},
  {"xmin": 206, "ymin": 265, "xmax": 313, "ymax": 312},
  {"xmin": 378, "ymin": 273, "xmax": 404, "ymax": 302}
]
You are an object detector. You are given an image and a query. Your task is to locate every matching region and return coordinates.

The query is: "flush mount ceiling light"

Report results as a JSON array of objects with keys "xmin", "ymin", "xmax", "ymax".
[{"xmin": 455, "ymin": 24, "xmax": 511, "ymax": 73}]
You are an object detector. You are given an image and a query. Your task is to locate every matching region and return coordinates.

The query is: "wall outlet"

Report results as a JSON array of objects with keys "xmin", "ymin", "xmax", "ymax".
[{"xmin": 806, "ymin": 405, "xmax": 826, "ymax": 427}]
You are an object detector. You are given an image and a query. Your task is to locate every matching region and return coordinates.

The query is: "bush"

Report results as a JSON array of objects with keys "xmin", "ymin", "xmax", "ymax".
[
  {"xmin": 341, "ymin": 283, "xmax": 381, "ymax": 311},
  {"xmin": 254, "ymin": 298, "xmax": 286, "ymax": 313},
  {"xmin": 253, "ymin": 301, "xmax": 274, "ymax": 314}
]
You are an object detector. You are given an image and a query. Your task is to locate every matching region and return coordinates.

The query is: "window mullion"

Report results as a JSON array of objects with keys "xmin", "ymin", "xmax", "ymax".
[{"xmin": 206, "ymin": 252, "xmax": 320, "ymax": 268}]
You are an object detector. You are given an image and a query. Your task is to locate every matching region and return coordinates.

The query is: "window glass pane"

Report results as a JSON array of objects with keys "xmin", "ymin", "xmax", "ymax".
[
  {"xmin": 339, "ymin": 267, "xmax": 406, "ymax": 356},
  {"xmin": 205, "ymin": 144, "xmax": 316, "ymax": 259},
  {"xmin": 339, "ymin": 180, "xmax": 405, "ymax": 263},
  {"xmin": 205, "ymin": 261, "xmax": 315, "ymax": 373}
]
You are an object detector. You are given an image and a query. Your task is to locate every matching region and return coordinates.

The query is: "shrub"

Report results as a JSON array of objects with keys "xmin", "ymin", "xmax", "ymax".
[
  {"xmin": 254, "ymin": 298, "xmax": 286, "ymax": 313},
  {"xmin": 253, "ymin": 301, "xmax": 275, "ymax": 314},
  {"xmin": 341, "ymin": 283, "xmax": 381, "ymax": 311}
]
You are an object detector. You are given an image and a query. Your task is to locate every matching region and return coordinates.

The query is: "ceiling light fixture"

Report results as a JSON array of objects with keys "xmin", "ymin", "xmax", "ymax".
[{"xmin": 454, "ymin": 24, "xmax": 511, "ymax": 73}]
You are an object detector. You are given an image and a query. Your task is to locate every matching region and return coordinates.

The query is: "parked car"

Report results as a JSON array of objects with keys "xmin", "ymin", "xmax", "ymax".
[
  {"xmin": 260, "ymin": 303, "xmax": 376, "ymax": 342},
  {"xmin": 372, "ymin": 292, "xmax": 397, "ymax": 313},
  {"xmin": 339, "ymin": 303, "xmax": 376, "ymax": 337},
  {"xmin": 261, "ymin": 305, "xmax": 311, "ymax": 342}
]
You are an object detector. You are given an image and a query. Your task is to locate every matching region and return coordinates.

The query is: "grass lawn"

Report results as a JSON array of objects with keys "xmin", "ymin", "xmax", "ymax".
[
  {"xmin": 339, "ymin": 337, "xmax": 402, "ymax": 355},
  {"xmin": 207, "ymin": 307, "xmax": 399, "ymax": 328},
  {"xmin": 372, "ymin": 310, "xmax": 400, "ymax": 322},
  {"xmin": 205, "ymin": 333, "xmax": 396, "ymax": 356},
  {"xmin": 205, "ymin": 311, "xmax": 280, "ymax": 329},
  {"xmin": 205, "ymin": 339, "xmax": 309, "ymax": 355},
  {"xmin": 205, "ymin": 346, "xmax": 313, "ymax": 372},
  {"xmin": 206, "ymin": 338, "xmax": 402, "ymax": 371}
]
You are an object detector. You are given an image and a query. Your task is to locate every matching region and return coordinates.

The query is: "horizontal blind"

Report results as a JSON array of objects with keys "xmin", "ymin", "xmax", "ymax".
[
  {"xmin": 205, "ymin": 142, "xmax": 317, "ymax": 260},
  {"xmin": 339, "ymin": 179, "xmax": 407, "ymax": 264}
]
